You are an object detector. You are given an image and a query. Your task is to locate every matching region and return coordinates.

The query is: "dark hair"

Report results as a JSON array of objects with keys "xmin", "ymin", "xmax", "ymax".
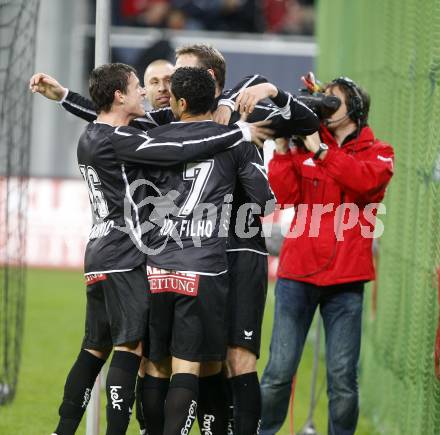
[
  {"xmin": 327, "ymin": 77, "xmax": 370, "ymax": 127},
  {"xmin": 175, "ymin": 44, "xmax": 226, "ymax": 90},
  {"xmin": 89, "ymin": 63, "xmax": 137, "ymax": 113},
  {"xmin": 171, "ymin": 67, "xmax": 215, "ymax": 116}
]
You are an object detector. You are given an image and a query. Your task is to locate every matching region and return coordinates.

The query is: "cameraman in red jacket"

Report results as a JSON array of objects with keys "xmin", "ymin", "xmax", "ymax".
[{"xmin": 259, "ymin": 77, "xmax": 394, "ymax": 435}]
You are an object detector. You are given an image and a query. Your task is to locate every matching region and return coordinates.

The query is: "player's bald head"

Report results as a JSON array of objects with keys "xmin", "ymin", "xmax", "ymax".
[
  {"xmin": 144, "ymin": 59, "xmax": 174, "ymax": 78},
  {"xmin": 143, "ymin": 59, "xmax": 174, "ymax": 109}
]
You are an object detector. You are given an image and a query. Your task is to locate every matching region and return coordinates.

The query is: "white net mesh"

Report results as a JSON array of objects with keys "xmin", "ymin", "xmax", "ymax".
[{"xmin": 0, "ymin": 0, "xmax": 40, "ymax": 405}]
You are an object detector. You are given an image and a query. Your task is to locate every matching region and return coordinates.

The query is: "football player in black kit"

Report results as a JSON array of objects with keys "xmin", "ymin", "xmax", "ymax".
[
  {"xmin": 175, "ymin": 45, "xmax": 319, "ymax": 435},
  {"xmin": 34, "ymin": 63, "xmax": 270, "ymax": 435},
  {"xmin": 139, "ymin": 66, "xmax": 275, "ymax": 435}
]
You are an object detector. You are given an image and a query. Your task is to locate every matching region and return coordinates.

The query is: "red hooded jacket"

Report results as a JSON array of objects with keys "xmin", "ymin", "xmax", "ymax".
[{"xmin": 268, "ymin": 125, "xmax": 394, "ymax": 286}]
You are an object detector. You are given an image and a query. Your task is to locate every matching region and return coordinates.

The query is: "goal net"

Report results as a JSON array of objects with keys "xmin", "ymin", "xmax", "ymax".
[
  {"xmin": 317, "ymin": 1, "xmax": 440, "ymax": 433},
  {"xmin": 0, "ymin": 0, "xmax": 40, "ymax": 405}
]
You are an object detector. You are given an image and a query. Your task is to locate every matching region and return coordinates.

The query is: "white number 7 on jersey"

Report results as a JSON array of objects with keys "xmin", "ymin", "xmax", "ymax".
[{"xmin": 178, "ymin": 160, "xmax": 214, "ymax": 217}]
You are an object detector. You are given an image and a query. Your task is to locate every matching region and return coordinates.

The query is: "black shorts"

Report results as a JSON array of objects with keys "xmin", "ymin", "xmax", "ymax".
[
  {"xmin": 146, "ymin": 268, "xmax": 229, "ymax": 362},
  {"xmin": 227, "ymin": 250, "xmax": 268, "ymax": 358},
  {"xmin": 82, "ymin": 265, "xmax": 149, "ymax": 350}
]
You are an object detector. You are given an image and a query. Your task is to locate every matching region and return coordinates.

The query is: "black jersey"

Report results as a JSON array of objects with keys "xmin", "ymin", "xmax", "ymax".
[
  {"xmin": 78, "ymin": 121, "xmax": 247, "ymax": 274},
  {"xmin": 140, "ymin": 121, "xmax": 274, "ymax": 274},
  {"xmin": 62, "ymin": 76, "xmax": 318, "ymax": 256},
  {"xmin": 61, "ymin": 91, "xmax": 173, "ymax": 130}
]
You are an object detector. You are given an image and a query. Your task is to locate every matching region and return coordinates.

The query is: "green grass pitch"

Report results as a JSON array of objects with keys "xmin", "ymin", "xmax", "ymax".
[{"xmin": 0, "ymin": 269, "xmax": 377, "ymax": 434}]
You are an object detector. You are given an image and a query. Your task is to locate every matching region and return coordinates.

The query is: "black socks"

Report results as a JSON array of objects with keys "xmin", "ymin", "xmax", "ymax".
[
  {"xmin": 197, "ymin": 372, "xmax": 229, "ymax": 435},
  {"xmin": 54, "ymin": 349, "xmax": 106, "ymax": 435},
  {"xmin": 226, "ymin": 377, "xmax": 235, "ymax": 435},
  {"xmin": 230, "ymin": 372, "xmax": 261, "ymax": 435},
  {"xmin": 105, "ymin": 351, "xmax": 141, "ymax": 435},
  {"xmin": 163, "ymin": 373, "xmax": 198, "ymax": 435},
  {"xmin": 141, "ymin": 374, "xmax": 170, "ymax": 435},
  {"xmin": 135, "ymin": 375, "xmax": 146, "ymax": 434}
]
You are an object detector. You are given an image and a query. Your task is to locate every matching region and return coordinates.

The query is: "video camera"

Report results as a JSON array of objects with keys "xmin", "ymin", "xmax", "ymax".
[
  {"xmin": 296, "ymin": 72, "xmax": 341, "ymax": 120},
  {"xmin": 291, "ymin": 90, "xmax": 342, "ymax": 148},
  {"xmin": 290, "ymin": 73, "xmax": 342, "ymax": 148},
  {"xmin": 296, "ymin": 89, "xmax": 341, "ymax": 120}
]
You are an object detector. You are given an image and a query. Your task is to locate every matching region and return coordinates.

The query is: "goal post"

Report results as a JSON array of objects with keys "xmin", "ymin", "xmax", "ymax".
[{"xmin": 85, "ymin": 0, "xmax": 111, "ymax": 432}]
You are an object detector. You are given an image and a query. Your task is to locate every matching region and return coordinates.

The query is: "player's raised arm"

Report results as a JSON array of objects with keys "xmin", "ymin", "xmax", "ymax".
[
  {"xmin": 60, "ymin": 91, "xmax": 174, "ymax": 130},
  {"xmin": 111, "ymin": 121, "xmax": 272, "ymax": 167},
  {"xmin": 131, "ymin": 106, "xmax": 174, "ymax": 131},
  {"xmin": 29, "ymin": 72, "xmax": 97, "ymax": 122},
  {"xmin": 60, "ymin": 91, "xmax": 98, "ymax": 122},
  {"xmin": 29, "ymin": 71, "xmax": 174, "ymax": 129},
  {"xmin": 29, "ymin": 72, "xmax": 67, "ymax": 101},
  {"xmin": 235, "ymin": 82, "xmax": 320, "ymax": 137},
  {"xmin": 214, "ymin": 74, "xmax": 269, "ymax": 124}
]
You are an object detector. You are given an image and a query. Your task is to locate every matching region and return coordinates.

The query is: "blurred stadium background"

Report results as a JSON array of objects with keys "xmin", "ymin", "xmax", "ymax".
[{"xmin": 1, "ymin": 0, "xmax": 440, "ymax": 434}]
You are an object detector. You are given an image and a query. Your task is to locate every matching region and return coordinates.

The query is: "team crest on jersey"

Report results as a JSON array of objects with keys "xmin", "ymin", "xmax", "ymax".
[
  {"xmin": 85, "ymin": 273, "xmax": 108, "ymax": 285},
  {"xmin": 147, "ymin": 266, "xmax": 199, "ymax": 296}
]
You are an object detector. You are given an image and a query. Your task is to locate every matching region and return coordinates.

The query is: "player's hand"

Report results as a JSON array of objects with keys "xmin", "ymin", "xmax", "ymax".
[
  {"xmin": 29, "ymin": 73, "xmax": 67, "ymax": 101},
  {"xmin": 213, "ymin": 105, "xmax": 232, "ymax": 125},
  {"xmin": 235, "ymin": 83, "xmax": 278, "ymax": 115},
  {"xmin": 247, "ymin": 119, "xmax": 274, "ymax": 148},
  {"xmin": 274, "ymin": 137, "xmax": 289, "ymax": 154}
]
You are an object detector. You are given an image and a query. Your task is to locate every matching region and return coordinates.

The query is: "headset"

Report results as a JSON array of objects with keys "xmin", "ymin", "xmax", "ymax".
[{"xmin": 330, "ymin": 76, "xmax": 365, "ymax": 123}]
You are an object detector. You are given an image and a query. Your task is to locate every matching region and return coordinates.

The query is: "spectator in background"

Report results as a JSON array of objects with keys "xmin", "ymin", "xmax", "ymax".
[
  {"xmin": 262, "ymin": 0, "xmax": 286, "ymax": 33},
  {"xmin": 111, "ymin": 1, "xmax": 174, "ymax": 67},
  {"xmin": 259, "ymin": 76, "xmax": 394, "ymax": 435},
  {"xmin": 115, "ymin": 0, "xmax": 171, "ymax": 27},
  {"xmin": 264, "ymin": 0, "xmax": 315, "ymax": 34},
  {"xmin": 112, "ymin": 0, "xmax": 316, "ymax": 34},
  {"xmin": 171, "ymin": 0, "xmax": 262, "ymax": 32}
]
